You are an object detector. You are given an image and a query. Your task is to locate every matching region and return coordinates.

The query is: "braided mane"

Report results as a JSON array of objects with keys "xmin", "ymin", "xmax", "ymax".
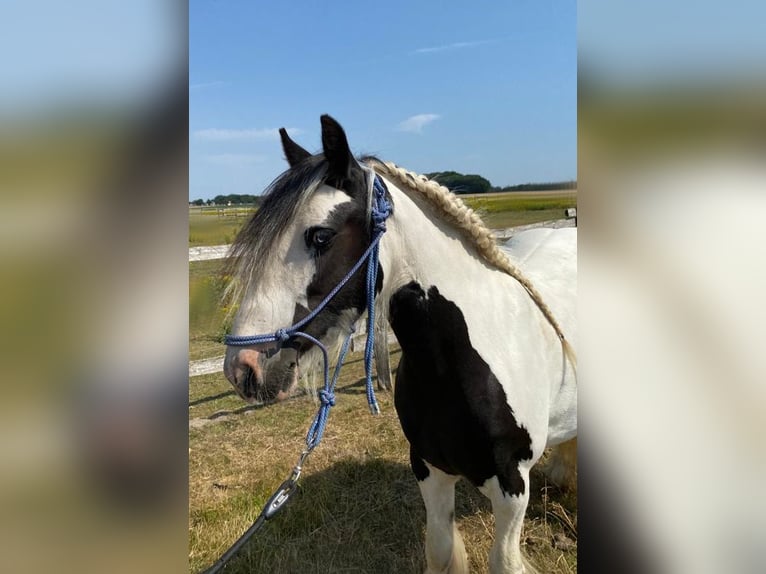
[{"xmin": 367, "ymin": 159, "xmax": 577, "ymax": 371}]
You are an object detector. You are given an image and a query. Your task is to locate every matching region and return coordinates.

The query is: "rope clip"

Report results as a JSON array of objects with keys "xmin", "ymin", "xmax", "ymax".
[{"xmin": 263, "ymin": 479, "xmax": 298, "ymax": 519}]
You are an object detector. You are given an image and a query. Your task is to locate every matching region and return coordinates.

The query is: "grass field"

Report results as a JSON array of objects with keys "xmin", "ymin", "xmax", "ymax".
[
  {"xmin": 189, "ymin": 211, "xmax": 254, "ymax": 247},
  {"xmin": 189, "ymin": 191, "xmax": 576, "ymax": 247},
  {"xmin": 189, "ymin": 190, "xmax": 577, "ymax": 572},
  {"xmin": 189, "ymin": 356, "xmax": 577, "ymax": 574},
  {"xmin": 190, "ymin": 259, "xmax": 229, "ymax": 361}
]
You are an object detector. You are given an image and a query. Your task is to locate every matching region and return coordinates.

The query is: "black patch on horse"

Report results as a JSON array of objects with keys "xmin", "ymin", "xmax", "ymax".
[
  {"xmin": 289, "ymin": 199, "xmax": 384, "ymax": 353},
  {"xmin": 390, "ymin": 281, "xmax": 533, "ymax": 496}
]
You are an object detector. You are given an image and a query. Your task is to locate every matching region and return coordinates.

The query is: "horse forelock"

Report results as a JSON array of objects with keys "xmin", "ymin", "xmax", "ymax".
[
  {"xmin": 223, "ymin": 154, "xmax": 378, "ymax": 313},
  {"xmin": 224, "ymin": 156, "xmax": 327, "ymax": 307}
]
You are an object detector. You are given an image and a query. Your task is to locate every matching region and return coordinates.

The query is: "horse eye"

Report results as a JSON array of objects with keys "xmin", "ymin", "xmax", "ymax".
[{"xmin": 306, "ymin": 227, "xmax": 336, "ymax": 250}]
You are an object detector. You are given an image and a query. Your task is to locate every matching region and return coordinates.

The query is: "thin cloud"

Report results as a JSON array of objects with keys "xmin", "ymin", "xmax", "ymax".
[
  {"xmin": 190, "ymin": 81, "xmax": 226, "ymax": 90},
  {"xmin": 396, "ymin": 114, "xmax": 441, "ymax": 134},
  {"xmin": 413, "ymin": 39, "xmax": 498, "ymax": 54},
  {"xmin": 194, "ymin": 127, "xmax": 302, "ymax": 141}
]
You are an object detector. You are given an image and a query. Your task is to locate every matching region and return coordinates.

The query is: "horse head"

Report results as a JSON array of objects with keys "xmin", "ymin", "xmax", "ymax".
[{"xmin": 223, "ymin": 115, "xmax": 385, "ymax": 403}]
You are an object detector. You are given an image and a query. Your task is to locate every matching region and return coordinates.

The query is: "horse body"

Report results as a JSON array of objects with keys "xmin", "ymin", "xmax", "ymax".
[
  {"xmin": 223, "ymin": 116, "xmax": 576, "ymax": 573},
  {"xmin": 377, "ymin": 176, "xmax": 576, "ymax": 573},
  {"xmin": 379, "ymin": 178, "xmax": 577, "ymax": 450}
]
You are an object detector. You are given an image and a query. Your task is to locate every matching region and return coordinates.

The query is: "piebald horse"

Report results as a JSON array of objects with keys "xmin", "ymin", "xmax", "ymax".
[{"xmin": 223, "ymin": 115, "xmax": 577, "ymax": 573}]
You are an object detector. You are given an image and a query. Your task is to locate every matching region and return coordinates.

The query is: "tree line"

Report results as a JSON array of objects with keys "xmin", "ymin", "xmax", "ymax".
[
  {"xmin": 190, "ymin": 194, "xmax": 263, "ymax": 206},
  {"xmin": 419, "ymin": 172, "xmax": 575, "ymax": 195},
  {"xmin": 190, "ymin": 173, "xmax": 576, "ymax": 204},
  {"xmin": 497, "ymin": 181, "xmax": 577, "ymax": 192}
]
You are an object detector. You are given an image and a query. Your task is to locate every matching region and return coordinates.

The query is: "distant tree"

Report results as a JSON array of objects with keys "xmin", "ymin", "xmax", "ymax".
[
  {"xmin": 191, "ymin": 198, "xmax": 204, "ymax": 206},
  {"xmin": 238, "ymin": 194, "xmax": 260, "ymax": 205},
  {"xmin": 425, "ymin": 171, "xmax": 492, "ymax": 194},
  {"xmin": 209, "ymin": 193, "xmax": 262, "ymax": 206},
  {"xmin": 500, "ymin": 180, "xmax": 577, "ymax": 192}
]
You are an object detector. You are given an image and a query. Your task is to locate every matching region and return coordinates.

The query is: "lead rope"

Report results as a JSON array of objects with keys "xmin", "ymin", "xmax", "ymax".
[
  {"xmin": 200, "ymin": 327, "xmax": 354, "ymax": 574},
  {"xmin": 203, "ymin": 174, "xmax": 391, "ymax": 573},
  {"xmin": 363, "ymin": 175, "xmax": 390, "ymax": 415}
]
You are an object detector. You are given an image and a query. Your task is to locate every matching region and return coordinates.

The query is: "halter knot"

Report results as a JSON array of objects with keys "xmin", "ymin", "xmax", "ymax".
[
  {"xmin": 371, "ymin": 214, "xmax": 387, "ymax": 233},
  {"xmin": 275, "ymin": 328, "xmax": 291, "ymax": 343},
  {"xmin": 372, "ymin": 177, "xmax": 392, "ymax": 224},
  {"xmin": 318, "ymin": 389, "xmax": 335, "ymax": 407}
]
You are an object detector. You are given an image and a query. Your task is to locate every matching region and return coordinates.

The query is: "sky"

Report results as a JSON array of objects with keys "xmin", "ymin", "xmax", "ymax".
[
  {"xmin": 189, "ymin": 0, "xmax": 576, "ymax": 200},
  {"xmin": 579, "ymin": 1, "xmax": 766, "ymax": 86},
  {"xmin": 0, "ymin": 1, "xmax": 182, "ymax": 111}
]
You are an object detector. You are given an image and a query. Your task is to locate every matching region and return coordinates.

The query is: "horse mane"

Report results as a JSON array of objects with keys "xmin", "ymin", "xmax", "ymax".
[
  {"xmin": 223, "ymin": 154, "xmax": 330, "ymax": 310},
  {"xmin": 366, "ymin": 158, "xmax": 577, "ymax": 371}
]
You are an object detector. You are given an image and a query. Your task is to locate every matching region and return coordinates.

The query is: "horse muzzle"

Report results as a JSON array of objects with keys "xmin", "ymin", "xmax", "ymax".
[{"xmin": 223, "ymin": 345, "xmax": 297, "ymax": 404}]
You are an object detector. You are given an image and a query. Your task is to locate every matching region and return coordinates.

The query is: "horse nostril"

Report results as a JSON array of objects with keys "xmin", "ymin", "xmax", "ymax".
[{"xmin": 224, "ymin": 347, "xmax": 265, "ymax": 402}]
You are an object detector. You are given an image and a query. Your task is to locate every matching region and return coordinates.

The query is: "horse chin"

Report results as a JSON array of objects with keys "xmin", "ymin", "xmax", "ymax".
[
  {"xmin": 283, "ymin": 367, "xmax": 300, "ymax": 399},
  {"xmin": 267, "ymin": 379, "xmax": 296, "ymax": 403},
  {"xmin": 261, "ymin": 362, "xmax": 299, "ymax": 403}
]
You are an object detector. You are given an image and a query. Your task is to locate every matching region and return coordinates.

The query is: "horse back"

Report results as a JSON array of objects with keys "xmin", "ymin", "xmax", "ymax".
[{"xmin": 501, "ymin": 227, "xmax": 577, "ymax": 345}]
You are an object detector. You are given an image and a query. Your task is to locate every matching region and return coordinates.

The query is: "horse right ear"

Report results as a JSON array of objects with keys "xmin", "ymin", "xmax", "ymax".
[
  {"xmin": 279, "ymin": 128, "xmax": 311, "ymax": 167},
  {"xmin": 320, "ymin": 114, "xmax": 355, "ymax": 180}
]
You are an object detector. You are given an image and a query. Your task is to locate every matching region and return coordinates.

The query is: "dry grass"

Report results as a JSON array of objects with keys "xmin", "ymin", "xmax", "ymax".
[{"xmin": 189, "ymin": 350, "xmax": 577, "ymax": 573}]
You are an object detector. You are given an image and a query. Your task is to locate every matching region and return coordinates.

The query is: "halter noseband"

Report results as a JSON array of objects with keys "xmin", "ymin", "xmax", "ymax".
[{"xmin": 224, "ymin": 173, "xmax": 392, "ymax": 447}]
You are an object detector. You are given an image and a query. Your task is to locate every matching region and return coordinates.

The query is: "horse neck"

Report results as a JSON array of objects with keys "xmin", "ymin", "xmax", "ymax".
[{"xmin": 378, "ymin": 178, "xmax": 515, "ymax": 307}]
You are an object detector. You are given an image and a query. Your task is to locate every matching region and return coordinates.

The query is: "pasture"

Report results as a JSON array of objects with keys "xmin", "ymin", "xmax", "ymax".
[
  {"xmin": 463, "ymin": 192, "xmax": 577, "ymax": 230},
  {"xmin": 189, "ymin": 190, "xmax": 577, "ymax": 573},
  {"xmin": 189, "ymin": 209, "xmax": 254, "ymax": 247},
  {"xmin": 188, "ymin": 191, "xmax": 576, "ymax": 247}
]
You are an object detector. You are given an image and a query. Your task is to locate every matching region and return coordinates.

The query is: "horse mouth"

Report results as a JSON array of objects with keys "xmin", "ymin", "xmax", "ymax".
[
  {"xmin": 237, "ymin": 363, "xmax": 298, "ymax": 405},
  {"xmin": 252, "ymin": 381, "xmax": 297, "ymax": 404}
]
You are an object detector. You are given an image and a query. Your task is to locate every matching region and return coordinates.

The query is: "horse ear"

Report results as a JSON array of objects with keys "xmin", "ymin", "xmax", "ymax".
[
  {"xmin": 279, "ymin": 128, "xmax": 311, "ymax": 167},
  {"xmin": 320, "ymin": 114, "xmax": 354, "ymax": 179}
]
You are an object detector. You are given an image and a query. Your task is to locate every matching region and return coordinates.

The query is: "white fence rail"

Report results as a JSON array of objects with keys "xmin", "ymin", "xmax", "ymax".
[
  {"xmin": 189, "ymin": 218, "xmax": 575, "ymax": 263},
  {"xmin": 189, "ymin": 245, "xmax": 231, "ymax": 262},
  {"xmin": 189, "ymin": 356, "xmax": 225, "ymax": 377}
]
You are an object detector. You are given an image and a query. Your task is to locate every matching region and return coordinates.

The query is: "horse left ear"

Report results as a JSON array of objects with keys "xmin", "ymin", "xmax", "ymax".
[
  {"xmin": 320, "ymin": 114, "xmax": 355, "ymax": 179},
  {"xmin": 279, "ymin": 128, "xmax": 311, "ymax": 167}
]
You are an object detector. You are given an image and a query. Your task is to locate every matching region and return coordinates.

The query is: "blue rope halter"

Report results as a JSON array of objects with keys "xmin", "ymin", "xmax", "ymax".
[{"xmin": 224, "ymin": 173, "xmax": 392, "ymax": 451}]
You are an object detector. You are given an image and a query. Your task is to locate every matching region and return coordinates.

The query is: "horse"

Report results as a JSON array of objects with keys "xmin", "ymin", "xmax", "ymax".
[{"xmin": 222, "ymin": 115, "xmax": 577, "ymax": 573}]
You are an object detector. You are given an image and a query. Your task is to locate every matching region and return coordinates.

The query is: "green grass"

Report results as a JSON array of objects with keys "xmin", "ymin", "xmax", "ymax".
[
  {"xmin": 463, "ymin": 193, "xmax": 576, "ymax": 229},
  {"xmin": 188, "ymin": 191, "xmax": 577, "ymax": 247},
  {"xmin": 189, "ymin": 212, "xmax": 253, "ymax": 247},
  {"xmin": 189, "ymin": 260, "xmax": 230, "ymax": 361},
  {"xmin": 463, "ymin": 194, "xmax": 576, "ymax": 214}
]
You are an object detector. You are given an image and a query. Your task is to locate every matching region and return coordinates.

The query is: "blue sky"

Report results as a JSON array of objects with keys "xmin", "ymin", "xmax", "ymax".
[{"xmin": 190, "ymin": 0, "xmax": 576, "ymax": 200}]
